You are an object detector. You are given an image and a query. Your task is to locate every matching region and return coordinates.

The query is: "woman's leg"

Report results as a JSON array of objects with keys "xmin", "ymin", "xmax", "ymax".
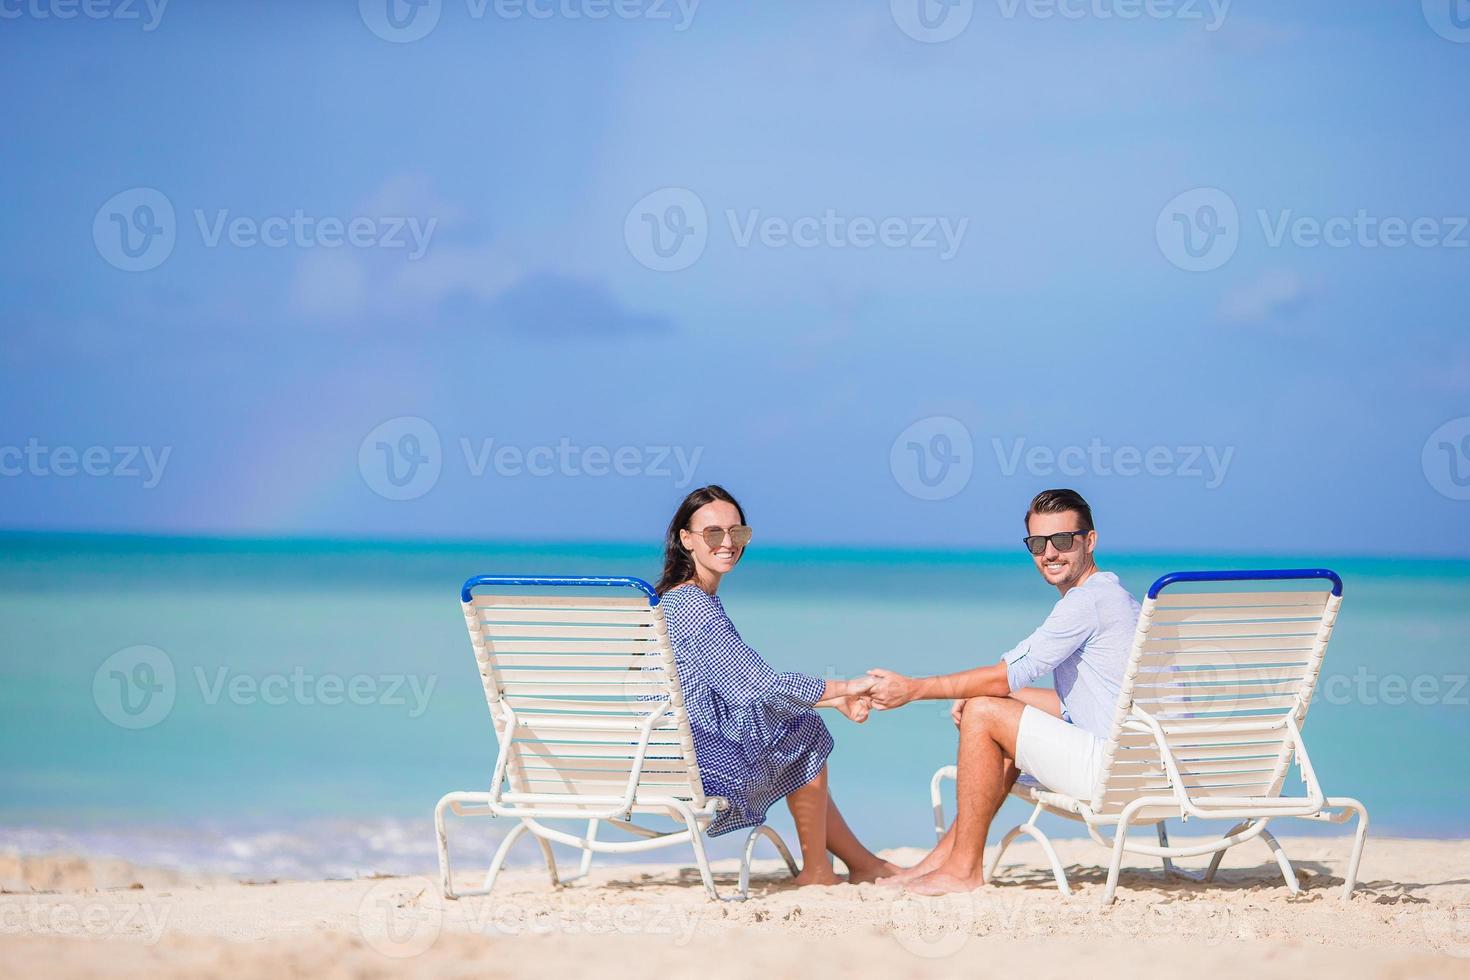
[
  {"xmin": 785, "ymin": 765, "xmax": 842, "ymax": 885},
  {"xmin": 824, "ymin": 794, "xmax": 900, "ymax": 884}
]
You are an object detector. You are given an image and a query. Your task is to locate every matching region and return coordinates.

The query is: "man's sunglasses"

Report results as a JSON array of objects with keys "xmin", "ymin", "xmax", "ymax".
[
  {"xmin": 1022, "ymin": 530, "xmax": 1090, "ymax": 556},
  {"xmin": 688, "ymin": 524, "xmax": 753, "ymax": 549}
]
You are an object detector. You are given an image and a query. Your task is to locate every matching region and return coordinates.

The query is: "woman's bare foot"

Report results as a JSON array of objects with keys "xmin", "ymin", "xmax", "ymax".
[
  {"xmin": 905, "ymin": 867, "xmax": 985, "ymax": 895},
  {"xmin": 792, "ymin": 865, "xmax": 846, "ymax": 887},
  {"xmin": 847, "ymin": 859, "xmax": 903, "ymax": 885}
]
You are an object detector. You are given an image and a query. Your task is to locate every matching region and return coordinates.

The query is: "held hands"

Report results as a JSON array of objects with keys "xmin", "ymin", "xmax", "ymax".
[
  {"xmin": 834, "ymin": 695, "xmax": 871, "ymax": 724},
  {"xmin": 831, "ymin": 674, "xmax": 875, "ymax": 724},
  {"xmin": 865, "ymin": 668, "xmax": 918, "ymax": 710}
]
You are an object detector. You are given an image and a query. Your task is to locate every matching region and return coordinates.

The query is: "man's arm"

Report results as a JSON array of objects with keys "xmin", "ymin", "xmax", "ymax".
[
  {"xmin": 867, "ymin": 661, "xmax": 1010, "ymax": 710},
  {"xmin": 867, "ymin": 591, "xmax": 1096, "ymax": 711}
]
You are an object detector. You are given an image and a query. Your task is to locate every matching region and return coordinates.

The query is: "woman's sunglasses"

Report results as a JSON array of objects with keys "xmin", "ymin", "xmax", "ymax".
[
  {"xmin": 688, "ymin": 524, "xmax": 753, "ymax": 549},
  {"xmin": 1022, "ymin": 530, "xmax": 1089, "ymax": 556}
]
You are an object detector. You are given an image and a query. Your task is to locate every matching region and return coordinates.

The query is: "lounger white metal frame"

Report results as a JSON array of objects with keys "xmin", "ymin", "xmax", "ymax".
[
  {"xmin": 435, "ymin": 574, "xmax": 798, "ymax": 903},
  {"xmin": 929, "ymin": 568, "xmax": 1369, "ymax": 904}
]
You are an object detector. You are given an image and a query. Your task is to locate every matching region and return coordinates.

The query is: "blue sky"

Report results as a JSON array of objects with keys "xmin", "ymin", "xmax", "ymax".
[{"xmin": 2, "ymin": 0, "xmax": 1468, "ymax": 556}]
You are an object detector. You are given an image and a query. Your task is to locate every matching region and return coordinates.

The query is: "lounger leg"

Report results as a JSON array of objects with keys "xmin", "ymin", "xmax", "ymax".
[
  {"xmin": 1328, "ymin": 797, "xmax": 1370, "ymax": 901},
  {"xmin": 532, "ymin": 825, "xmax": 561, "ymax": 887},
  {"xmin": 1156, "ymin": 823, "xmax": 1206, "ymax": 882},
  {"xmin": 738, "ymin": 825, "xmax": 799, "ymax": 898},
  {"xmin": 572, "ymin": 818, "xmax": 599, "ymax": 881},
  {"xmin": 930, "ymin": 766, "xmax": 957, "ymax": 844},
  {"xmin": 1203, "ymin": 821, "xmax": 1251, "ymax": 883},
  {"xmin": 435, "ymin": 791, "xmax": 496, "ymax": 899},
  {"xmin": 1258, "ymin": 828, "xmax": 1299, "ymax": 894},
  {"xmin": 683, "ymin": 815, "xmax": 724, "ymax": 902},
  {"xmin": 1103, "ymin": 811, "xmax": 1138, "ymax": 905},
  {"xmin": 434, "ymin": 794, "xmax": 456, "ymax": 899},
  {"xmin": 470, "ymin": 820, "xmax": 530, "ymax": 896},
  {"xmin": 986, "ymin": 804, "xmax": 1072, "ymax": 897}
]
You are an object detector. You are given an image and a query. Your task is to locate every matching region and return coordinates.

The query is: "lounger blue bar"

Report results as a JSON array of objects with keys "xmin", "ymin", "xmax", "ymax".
[
  {"xmin": 460, "ymin": 574, "xmax": 660, "ymax": 606},
  {"xmin": 1146, "ymin": 568, "xmax": 1343, "ymax": 600}
]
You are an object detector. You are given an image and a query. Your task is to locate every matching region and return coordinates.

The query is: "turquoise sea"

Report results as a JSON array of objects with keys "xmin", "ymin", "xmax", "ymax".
[{"xmin": 1, "ymin": 533, "xmax": 1466, "ymax": 880}]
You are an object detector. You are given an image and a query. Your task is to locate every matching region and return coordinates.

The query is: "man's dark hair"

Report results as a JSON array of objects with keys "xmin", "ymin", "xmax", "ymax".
[{"xmin": 1025, "ymin": 488, "xmax": 1094, "ymax": 532}]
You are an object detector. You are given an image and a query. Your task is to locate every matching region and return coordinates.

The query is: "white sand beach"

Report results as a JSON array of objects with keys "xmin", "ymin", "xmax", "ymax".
[{"xmin": 4, "ymin": 835, "xmax": 1468, "ymax": 978}]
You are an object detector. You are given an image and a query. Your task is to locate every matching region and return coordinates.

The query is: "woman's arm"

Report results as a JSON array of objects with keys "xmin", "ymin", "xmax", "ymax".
[{"xmin": 813, "ymin": 676, "xmax": 876, "ymax": 706}]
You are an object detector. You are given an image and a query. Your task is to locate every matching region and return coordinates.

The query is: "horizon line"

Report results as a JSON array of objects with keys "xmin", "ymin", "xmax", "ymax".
[{"xmin": 2, "ymin": 526, "xmax": 1467, "ymax": 568}]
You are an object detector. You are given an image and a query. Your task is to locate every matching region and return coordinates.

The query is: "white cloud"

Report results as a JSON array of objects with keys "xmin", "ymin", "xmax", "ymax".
[
  {"xmin": 288, "ymin": 249, "xmax": 367, "ymax": 320},
  {"xmin": 1217, "ymin": 269, "xmax": 1313, "ymax": 324}
]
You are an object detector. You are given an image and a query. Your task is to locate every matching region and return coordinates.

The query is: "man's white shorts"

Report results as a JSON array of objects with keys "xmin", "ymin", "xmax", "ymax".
[{"xmin": 1013, "ymin": 704, "xmax": 1106, "ymax": 802}]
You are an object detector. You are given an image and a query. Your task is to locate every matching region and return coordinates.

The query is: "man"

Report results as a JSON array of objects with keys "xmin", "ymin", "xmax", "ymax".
[{"xmin": 866, "ymin": 488, "xmax": 1140, "ymax": 895}]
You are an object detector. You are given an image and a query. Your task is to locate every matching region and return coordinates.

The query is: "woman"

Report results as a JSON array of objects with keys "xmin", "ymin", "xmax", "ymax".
[{"xmin": 655, "ymin": 485, "xmax": 897, "ymax": 886}]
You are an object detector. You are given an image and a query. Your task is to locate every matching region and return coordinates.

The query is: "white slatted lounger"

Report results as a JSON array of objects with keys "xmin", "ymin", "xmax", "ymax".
[
  {"xmin": 435, "ymin": 575, "xmax": 799, "ymax": 902},
  {"xmin": 930, "ymin": 568, "xmax": 1369, "ymax": 904}
]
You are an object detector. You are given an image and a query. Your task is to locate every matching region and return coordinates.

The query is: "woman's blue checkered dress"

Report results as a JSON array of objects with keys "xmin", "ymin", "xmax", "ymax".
[{"xmin": 661, "ymin": 584, "xmax": 833, "ymax": 836}]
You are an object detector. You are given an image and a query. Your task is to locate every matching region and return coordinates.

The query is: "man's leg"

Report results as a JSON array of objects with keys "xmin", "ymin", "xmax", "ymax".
[
  {"xmin": 879, "ymin": 694, "xmax": 1036, "ymax": 886},
  {"xmin": 907, "ymin": 696, "xmax": 1025, "ymax": 895}
]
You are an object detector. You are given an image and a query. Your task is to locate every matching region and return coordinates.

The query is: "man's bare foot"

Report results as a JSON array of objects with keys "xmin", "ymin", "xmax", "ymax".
[
  {"xmin": 873, "ymin": 864, "xmax": 930, "ymax": 888},
  {"xmin": 905, "ymin": 868, "xmax": 985, "ymax": 895},
  {"xmin": 792, "ymin": 866, "xmax": 846, "ymax": 887},
  {"xmin": 847, "ymin": 859, "xmax": 903, "ymax": 885}
]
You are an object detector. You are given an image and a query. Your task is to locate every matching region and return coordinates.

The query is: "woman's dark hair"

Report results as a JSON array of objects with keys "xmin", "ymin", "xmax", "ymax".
[{"xmin": 655, "ymin": 485, "xmax": 747, "ymax": 595}]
